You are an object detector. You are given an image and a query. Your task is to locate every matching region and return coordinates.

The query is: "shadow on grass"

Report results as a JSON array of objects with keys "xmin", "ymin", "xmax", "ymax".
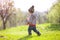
[
  {"xmin": 18, "ymin": 35, "xmax": 37, "ymax": 40},
  {"xmin": 47, "ymin": 24, "xmax": 60, "ymax": 31},
  {"xmin": 18, "ymin": 35, "xmax": 33, "ymax": 40}
]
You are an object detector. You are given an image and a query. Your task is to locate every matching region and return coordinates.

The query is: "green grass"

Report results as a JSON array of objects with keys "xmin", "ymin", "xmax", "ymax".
[{"xmin": 0, "ymin": 23, "xmax": 60, "ymax": 40}]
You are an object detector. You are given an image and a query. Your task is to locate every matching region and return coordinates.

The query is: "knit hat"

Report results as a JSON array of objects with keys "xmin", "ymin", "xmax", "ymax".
[{"xmin": 28, "ymin": 5, "xmax": 34, "ymax": 13}]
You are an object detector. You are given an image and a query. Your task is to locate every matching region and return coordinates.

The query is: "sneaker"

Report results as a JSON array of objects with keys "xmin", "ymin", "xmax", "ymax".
[{"xmin": 38, "ymin": 33, "xmax": 41, "ymax": 36}]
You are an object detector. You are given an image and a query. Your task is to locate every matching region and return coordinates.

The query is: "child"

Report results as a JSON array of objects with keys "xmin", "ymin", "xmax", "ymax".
[{"xmin": 26, "ymin": 5, "xmax": 41, "ymax": 36}]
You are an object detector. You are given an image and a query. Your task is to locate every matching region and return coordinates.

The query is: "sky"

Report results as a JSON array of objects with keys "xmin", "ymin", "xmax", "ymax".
[{"xmin": 14, "ymin": 0, "xmax": 57, "ymax": 12}]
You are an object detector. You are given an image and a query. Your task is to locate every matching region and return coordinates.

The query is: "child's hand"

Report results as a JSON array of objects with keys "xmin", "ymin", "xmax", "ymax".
[
  {"xmin": 26, "ymin": 22, "xmax": 29, "ymax": 25},
  {"xmin": 26, "ymin": 22, "xmax": 32, "ymax": 25},
  {"xmin": 28, "ymin": 22, "xmax": 32, "ymax": 25}
]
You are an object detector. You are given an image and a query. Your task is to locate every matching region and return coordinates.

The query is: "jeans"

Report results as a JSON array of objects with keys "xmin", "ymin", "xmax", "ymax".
[{"xmin": 28, "ymin": 26, "xmax": 40, "ymax": 36}]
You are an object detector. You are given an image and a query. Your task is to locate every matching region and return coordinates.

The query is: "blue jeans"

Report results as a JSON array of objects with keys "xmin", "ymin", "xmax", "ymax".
[{"xmin": 28, "ymin": 26, "xmax": 40, "ymax": 36}]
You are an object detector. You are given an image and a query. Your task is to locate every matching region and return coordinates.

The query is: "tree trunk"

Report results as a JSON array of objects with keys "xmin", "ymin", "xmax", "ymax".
[{"xmin": 3, "ymin": 20, "xmax": 6, "ymax": 30}]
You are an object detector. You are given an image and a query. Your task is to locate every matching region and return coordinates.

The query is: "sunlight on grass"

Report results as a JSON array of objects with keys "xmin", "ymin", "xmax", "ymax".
[{"xmin": 0, "ymin": 23, "xmax": 60, "ymax": 40}]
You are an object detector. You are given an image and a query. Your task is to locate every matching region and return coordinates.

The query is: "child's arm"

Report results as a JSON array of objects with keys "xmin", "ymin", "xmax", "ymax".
[{"xmin": 26, "ymin": 17, "xmax": 32, "ymax": 25}]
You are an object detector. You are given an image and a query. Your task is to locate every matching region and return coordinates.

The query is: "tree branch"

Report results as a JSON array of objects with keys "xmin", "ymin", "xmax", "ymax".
[
  {"xmin": 5, "ymin": 13, "xmax": 12, "ymax": 23},
  {"xmin": 0, "ymin": 10, "xmax": 4, "ymax": 20}
]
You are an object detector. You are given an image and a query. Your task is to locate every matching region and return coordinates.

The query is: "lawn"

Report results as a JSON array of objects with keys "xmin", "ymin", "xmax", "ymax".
[{"xmin": 0, "ymin": 23, "xmax": 60, "ymax": 40}]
